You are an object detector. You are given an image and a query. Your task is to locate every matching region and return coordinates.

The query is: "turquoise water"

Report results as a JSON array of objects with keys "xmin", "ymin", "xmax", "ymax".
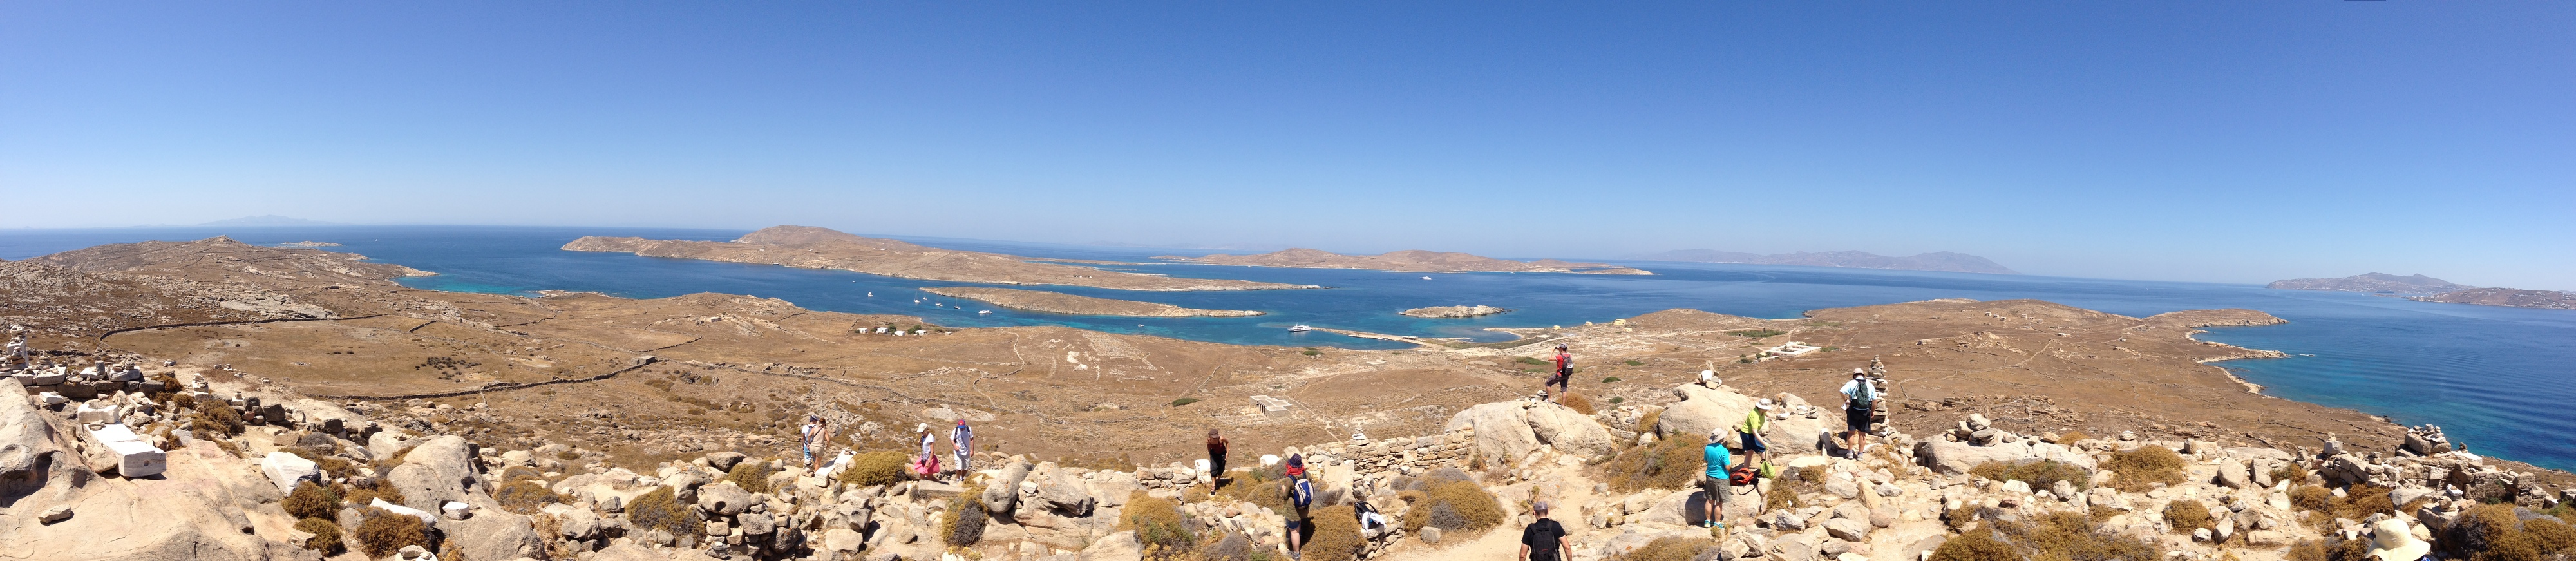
[{"xmin": 4, "ymin": 225, "xmax": 2570, "ymax": 471}]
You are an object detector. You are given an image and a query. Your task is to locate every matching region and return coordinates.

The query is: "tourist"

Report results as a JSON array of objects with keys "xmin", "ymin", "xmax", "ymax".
[
  {"xmin": 1738, "ymin": 399, "xmax": 1773, "ymax": 471},
  {"xmin": 1519, "ymin": 500, "xmax": 1572, "ymax": 561},
  {"xmin": 1285, "ymin": 455, "xmax": 1314, "ymax": 560},
  {"xmin": 1839, "ymin": 370, "xmax": 1877, "ymax": 459},
  {"xmin": 1206, "ymin": 428, "xmax": 1230, "ymax": 491},
  {"xmin": 951, "ymin": 419, "xmax": 974, "ymax": 473},
  {"xmin": 913, "ymin": 423, "xmax": 942, "ymax": 480},
  {"xmin": 1544, "ymin": 344, "xmax": 1573, "ymax": 402},
  {"xmin": 799, "ymin": 415, "xmax": 833, "ymax": 470},
  {"xmin": 1701, "ymin": 430, "xmax": 1730, "ymax": 530}
]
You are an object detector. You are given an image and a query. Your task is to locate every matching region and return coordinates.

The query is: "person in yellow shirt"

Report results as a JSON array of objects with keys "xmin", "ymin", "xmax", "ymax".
[{"xmin": 1738, "ymin": 399, "xmax": 1774, "ymax": 470}]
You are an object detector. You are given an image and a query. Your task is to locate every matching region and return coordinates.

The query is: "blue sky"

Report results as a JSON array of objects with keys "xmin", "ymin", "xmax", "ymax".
[{"xmin": 3, "ymin": 2, "xmax": 2570, "ymax": 288}]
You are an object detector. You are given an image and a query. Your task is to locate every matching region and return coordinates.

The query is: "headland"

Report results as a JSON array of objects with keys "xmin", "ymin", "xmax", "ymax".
[
  {"xmin": 564, "ymin": 225, "xmax": 1318, "ymax": 292},
  {"xmin": 920, "ymin": 287, "xmax": 1264, "ymax": 318},
  {"xmin": 1161, "ymin": 248, "xmax": 1653, "ymax": 275}
]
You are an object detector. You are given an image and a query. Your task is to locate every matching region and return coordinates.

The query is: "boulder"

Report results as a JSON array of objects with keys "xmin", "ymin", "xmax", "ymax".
[
  {"xmin": 1443, "ymin": 402, "xmax": 1540, "ymax": 462},
  {"xmin": 697, "ymin": 481, "xmax": 757, "ymax": 516},
  {"xmin": 1030, "ymin": 476, "xmax": 1097, "ymax": 517},
  {"xmin": 2216, "ymin": 459, "xmax": 2253, "ymax": 489},
  {"xmin": 705, "ymin": 451, "xmax": 747, "ymax": 471},
  {"xmin": 1524, "ymin": 401, "xmax": 1616, "ymax": 457},
  {"xmin": 1824, "ymin": 518, "xmax": 1871, "ymax": 541},
  {"xmin": 1079, "ymin": 529, "xmax": 1144, "ymax": 561},
  {"xmin": 822, "ymin": 528, "xmax": 866, "ymax": 560},
  {"xmin": 1, "ymin": 381, "xmax": 83, "ymax": 499},
  {"xmin": 260, "ymin": 452, "xmax": 319, "ymax": 493},
  {"xmin": 1913, "ymin": 438, "xmax": 2096, "ymax": 476},
  {"xmin": 447, "ymin": 509, "xmax": 545, "ymax": 561},
  {"xmin": 1654, "ymin": 383, "xmax": 1756, "ymax": 442},
  {"xmin": 384, "ymin": 435, "xmax": 486, "ymax": 512},
  {"xmin": 983, "ymin": 460, "xmax": 1033, "ymax": 515}
]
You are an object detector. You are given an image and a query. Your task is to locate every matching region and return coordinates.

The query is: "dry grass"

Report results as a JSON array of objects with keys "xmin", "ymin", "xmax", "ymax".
[
  {"xmin": 2292, "ymin": 484, "xmax": 2396, "ymax": 529},
  {"xmin": 1560, "ymin": 393, "xmax": 1596, "ymax": 415},
  {"xmin": 625, "ymin": 486, "xmax": 703, "ymax": 538},
  {"xmin": 494, "ymin": 479, "xmax": 563, "ymax": 514},
  {"xmin": 1121, "ymin": 491, "xmax": 1197, "ymax": 560},
  {"xmin": 2445, "ymin": 503, "xmax": 2576, "ymax": 561},
  {"xmin": 294, "ymin": 517, "xmax": 344, "ymax": 555},
  {"xmin": 2101, "ymin": 446, "xmax": 2186, "ymax": 492},
  {"xmin": 283, "ymin": 481, "xmax": 342, "ymax": 520},
  {"xmin": 1303, "ymin": 505, "xmax": 1365, "ymax": 561},
  {"xmin": 343, "ymin": 478, "xmax": 407, "ymax": 509},
  {"xmin": 1971, "ymin": 460, "xmax": 2092, "ymax": 493},
  {"xmin": 1397, "ymin": 480, "xmax": 1504, "ymax": 534},
  {"xmin": 2052, "ymin": 430, "xmax": 2092, "ymax": 444},
  {"xmin": 2271, "ymin": 462, "xmax": 2313, "ymax": 486},
  {"xmin": 1930, "ymin": 529, "xmax": 2019, "ymax": 561},
  {"xmin": 724, "ymin": 460, "xmax": 778, "ymax": 494},
  {"xmin": 2163, "ymin": 500, "xmax": 2214, "ymax": 533},
  {"xmin": 1592, "ymin": 433, "xmax": 1703, "ymax": 493},
  {"xmin": 943, "ymin": 488, "xmax": 987, "ymax": 547},
  {"xmin": 1937, "ymin": 511, "xmax": 2160, "ymax": 561},
  {"xmin": 352, "ymin": 508, "xmax": 430, "ymax": 558},
  {"xmin": 1615, "ymin": 537, "xmax": 1718, "ymax": 561},
  {"xmin": 843, "ymin": 450, "xmax": 909, "ymax": 487}
]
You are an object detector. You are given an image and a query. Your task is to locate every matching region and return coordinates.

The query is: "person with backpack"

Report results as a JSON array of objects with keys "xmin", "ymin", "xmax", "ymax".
[
  {"xmin": 1839, "ymin": 370, "xmax": 1877, "ymax": 459},
  {"xmin": 1285, "ymin": 454, "xmax": 1315, "ymax": 560},
  {"xmin": 1701, "ymin": 430, "xmax": 1731, "ymax": 530},
  {"xmin": 1519, "ymin": 501, "xmax": 1573, "ymax": 561},
  {"xmin": 1544, "ymin": 344, "xmax": 1573, "ymax": 402},
  {"xmin": 799, "ymin": 415, "xmax": 833, "ymax": 470},
  {"xmin": 950, "ymin": 419, "xmax": 974, "ymax": 473}
]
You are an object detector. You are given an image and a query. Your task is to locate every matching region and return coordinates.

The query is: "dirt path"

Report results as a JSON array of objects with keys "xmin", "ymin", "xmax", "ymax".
[{"xmin": 1376, "ymin": 457, "xmax": 1606, "ymax": 561}]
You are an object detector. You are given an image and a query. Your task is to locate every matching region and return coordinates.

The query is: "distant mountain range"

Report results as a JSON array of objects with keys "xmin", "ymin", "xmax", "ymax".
[
  {"xmin": 2408, "ymin": 288, "xmax": 2576, "ymax": 310},
  {"xmin": 1161, "ymin": 248, "xmax": 1653, "ymax": 274},
  {"xmin": 2266, "ymin": 273, "xmax": 2466, "ymax": 294},
  {"xmin": 1635, "ymin": 249, "xmax": 2017, "ymax": 274},
  {"xmin": 197, "ymin": 215, "xmax": 340, "ymax": 227}
]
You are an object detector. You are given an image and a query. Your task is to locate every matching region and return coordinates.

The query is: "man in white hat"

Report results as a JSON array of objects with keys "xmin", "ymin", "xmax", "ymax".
[
  {"xmin": 1738, "ymin": 399, "xmax": 1774, "ymax": 471},
  {"xmin": 1838, "ymin": 369, "xmax": 1878, "ymax": 459},
  {"xmin": 2367, "ymin": 518, "xmax": 2432, "ymax": 561}
]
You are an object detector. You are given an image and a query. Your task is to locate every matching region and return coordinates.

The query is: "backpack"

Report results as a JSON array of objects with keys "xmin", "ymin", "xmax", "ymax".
[
  {"xmin": 1291, "ymin": 479, "xmax": 1314, "ymax": 509},
  {"xmin": 1847, "ymin": 380, "xmax": 1875, "ymax": 409},
  {"xmin": 1555, "ymin": 354, "xmax": 1573, "ymax": 374},
  {"xmin": 1729, "ymin": 466, "xmax": 1758, "ymax": 486}
]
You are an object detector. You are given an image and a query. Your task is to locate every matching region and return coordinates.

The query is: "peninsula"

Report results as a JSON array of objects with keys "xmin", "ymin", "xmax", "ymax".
[
  {"xmin": 1400, "ymin": 305, "xmax": 1510, "ymax": 318},
  {"xmin": 564, "ymin": 225, "xmax": 1317, "ymax": 291},
  {"xmin": 1640, "ymin": 249, "xmax": 2018, "ymax": 274},
  {"xmin": 921, "ymin": 287, "xmax": 1264, "ymax": 317},
  {"xmin": 2267, "ymin": 272, "xmax": 2467, "ymax": 294},
  {"xmin": 1159, "ymin": 247, "xmax": 1652, "ymax": 274}
]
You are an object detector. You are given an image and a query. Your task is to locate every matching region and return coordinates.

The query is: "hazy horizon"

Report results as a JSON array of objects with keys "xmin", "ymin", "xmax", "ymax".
[{"xmin": 4, "ymin": 2, "xmax": 2568, "ymax": 289}]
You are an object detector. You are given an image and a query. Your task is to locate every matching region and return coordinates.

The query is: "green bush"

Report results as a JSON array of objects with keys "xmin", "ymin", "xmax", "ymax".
[
  {"xmin": 352, "ymin": 508, "xmax": 430, "ymax": 558},
  {"xmin": 1970, "ymin": 460, "xmax": 2093, "ymax": 494},
  {"xmin": 1122, "ymin": 491, "xmax": 1197, "ymax": 560},
  {"xmin": 2163, "ymin": 499, "xmax": 2213, "ymax": 533},
  {"xmin": 724, "ymin": 460, "xmax": 778, "ymax": 494},
  {"xmin": 2101, "ymin": 446, "xmax": 2186, "ymax": 492},
  {"xmin": 842, "ymin": 450, "xmax": 909, "ymax": 487},
  {"xmin": 283, "ymin": 481, "xmax": 343, "ymax": 520},
  {"xmin": 1171, "ymin": 398, "xmax": 1200, "ymax": 407},
  {"xmin": 625, "ymin": 486, "xmax": 704, "ymax": 537},
  {"xmin": 1303, "ymin": 505, "xmax": 1365, "ymax": 561},
  {"xmin": 495, "ymin": 479, "xmax": 562, "ymax": 514},
  {"xmin": 294, "ymin": 517, "xmax": 344, "ymax": 555}
]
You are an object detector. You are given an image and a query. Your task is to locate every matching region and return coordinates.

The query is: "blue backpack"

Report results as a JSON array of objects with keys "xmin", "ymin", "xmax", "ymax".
[{"xmin": 1291, "ymin": 479, "xmax": 1315, "ymax": 509}]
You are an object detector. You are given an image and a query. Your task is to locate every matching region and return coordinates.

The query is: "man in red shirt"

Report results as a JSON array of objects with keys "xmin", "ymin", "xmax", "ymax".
[{"xmin": 1544, "ymin": 344, "xmax": 1573, "ymax": 402}]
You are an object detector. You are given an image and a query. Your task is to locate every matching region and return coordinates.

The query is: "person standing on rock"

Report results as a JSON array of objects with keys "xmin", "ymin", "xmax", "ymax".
[
  {"xmin": 799, "ymin": 415, "xmax": 833, "ymax": 470},
  {"xmin": 1544, "ymin": 344, "xmax": 1573, "ymax": 402},
  {"xmin": 1519, "ymin": 501, "xmax": 1573, "ymax": 561},
  {"xmin": 1206, "ymin": 428, "xmax": 1230, "ymax": 491},
  {"xmin": 1839, "ymin": 370, "xmax": 1878, "ymax": 459},
  {"xmin": 951, "ymin": 419, "xmax": 974, "ymax": 473},
  {"xmin": 1738, "ymin": 399, "xmax": 1774, "ymax": 472},
  {"xmin": 1285, "ymin": 455, "xmax": 1315, "ymax": 560},
  {"xmin": 1701, "ymin": 430, "xmax": 1731, "ymax": 531}
]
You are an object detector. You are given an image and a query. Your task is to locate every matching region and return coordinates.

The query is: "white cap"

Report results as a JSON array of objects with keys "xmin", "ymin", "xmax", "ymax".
[
  {"xmin": 1755, "ymin": 399, "xmax": 1775, "ymax": 410},
  {"xmin": 915, "ymin": 423, "xmax": 929, "ymax": 433}
]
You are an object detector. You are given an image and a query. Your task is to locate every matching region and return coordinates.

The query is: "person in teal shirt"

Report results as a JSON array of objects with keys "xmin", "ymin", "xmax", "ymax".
[{"xmin": 1701, "ymin": 430, "xmax": 1730, "ymax": 529}]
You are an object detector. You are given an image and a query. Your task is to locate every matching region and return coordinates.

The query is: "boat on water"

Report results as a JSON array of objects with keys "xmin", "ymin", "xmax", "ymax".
[
  {"xmin": 1421, "ymin": 276, "xmax": 1433, "ymax": 280},
  {"xmin": 1288, "ymin": 325, "xmax": 1312, "ymax": 332}
]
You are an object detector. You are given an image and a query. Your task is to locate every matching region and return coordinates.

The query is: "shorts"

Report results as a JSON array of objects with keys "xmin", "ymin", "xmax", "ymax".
[
  {"xmin": 1545, "ymin": 374, "xmax": 1569, "ymax": 389},
  {"xmin": 1846, "ymin": 406, "xmax": 1871, "ymax": 432},
  {"xmin": 1210, "ymin": 457, "xmax": 1227, "ymax": 477},
  {"xmin": 1700, "ymin": 474, "xmax": 1729, "ymax": 502}
]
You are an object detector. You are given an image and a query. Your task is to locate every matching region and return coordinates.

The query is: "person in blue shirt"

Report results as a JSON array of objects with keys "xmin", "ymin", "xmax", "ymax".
[{"xmin": 1701, "ymin": 430, "xmax": 1731, "ymax": 529}]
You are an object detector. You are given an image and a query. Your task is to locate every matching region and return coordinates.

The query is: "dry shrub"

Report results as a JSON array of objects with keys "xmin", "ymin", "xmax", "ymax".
[
  {"xmin": 372, "ymin": 444, "xmax": 419, "ymax": 474},
  {"xmin": 2101, "ymin": 446, "xmax": 2186, "ymax": 492},
  {"xmin": 2337, "ymin": 484, "xmax": 2396, "ymax": 520},
  {"xmin": 1942, "ymin": 506, "xmax": 1980, "ymax": 531},
  {"xmin": 1399, "ymin": 481, "xmax": 1502, "ymax": 534},
  {"xmin": 1593, "ymin": 434, "xmax": 1704, "ymax": 493},
  {"xmin": 2053, "ymin": 430, "xmax": 2092, "ymax": 444},
  {"xmin": 1560, "ymin": 393, "xmax": 1596, "ymax": 415},
  {"xmin": 185, "ymin": 398, "xmax": 245, "ymax": 436},
  {"xmin": 1929, "ymin": 529, "xmax": 2019, "ymax": 561},
  {"xmin": 1219, "ymin": 473, "xmax": 1293, "ymax": 516},
  {"xmin": 2291, "ymin": 538, "xmax": 2374, "ymax": 561},
  {"xmin": 1302, "ymin": 504, "xmax": 1365, "ymax": 561},
  {"xmin": 283, "ymin": 481, "xmax": 343, "ymax": 520},
  {"xmin": 1999, "ymin": 510, "xmax": 2159, "ymax": 561},
  {"xmin": 294, "ymin": 517, "xmax": 344, "ymax": 555},
  {"xmin": 1616, "ymin": 536, "xmax": 1718, "ymax": 561},
  {"xmin": 2271, "ymin": 462, "xmax": 2313, "ymax": 486},
  {"xmin": 625, "ymin": 486, "xmax": 703, "ymax": 537},
  {"xmin": 344, "ymin": 478, "xmax": 407, "ymax": 508},
  {"xmin": 500, "ymin": 465, "xmax": 544, "ymax": 482},
  {"xmin": 2447, "ymin": 503, "xmax": 2566, "ymax": 561},
  {"xmin": 842, "ymin": 450, "xmax": 909, "ymax": 487},
  {"xmin": 1197, "ymin": 531, "xmax": 1256, "ymax": 561},
  {"xmin": 494, "ymin": 479, "xmax": 562, "ymax": 514},
  {"xmin": 2290, "ymin": 485, "xmax": 2334, "ymax": 513},
  {"xmin": 1121, "ymin": 491, "xmax": 1197, "ymax": 560},
  {"xmin": 352, "ymin": 508, "xmax": 431, "ymax": 558},
  {"xmin": 724, "ymin": 460, "xmax": 777, "ymax": 494},
  {"xmin": 1769, "ymin": 482, "xmax": 1804, "ymax": 511},
  {"xmin": 943, "ymin": 493, "xmax": 987, "ymax": 546},
  {"xmin": 1636, "ymin": 409, "xmax": 1663, "ymax": 438},
  {"xmin": 2287, "ymin": 540, "xmax": 2331, "ymax": 561},
  {"xmin": 1970, "ymin": 460, "xmax": 2093, "ymax": 493},
  {"xmin": 2163, "ymin": 499, "xmax": 2214, "ymax": 533}
]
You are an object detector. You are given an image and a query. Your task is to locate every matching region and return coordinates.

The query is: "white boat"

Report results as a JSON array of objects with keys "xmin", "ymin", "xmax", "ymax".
[
  {"xmin": 1288, "ymin": 325, "xmax": 1312, "ymax": 332},
  {"xmin": 978, "ymin": 310, "xmax": 992, "ymax": 316},
  {"xmin": 1421, "ymin": 276, "xmax": 1433, "ymax": 280}
]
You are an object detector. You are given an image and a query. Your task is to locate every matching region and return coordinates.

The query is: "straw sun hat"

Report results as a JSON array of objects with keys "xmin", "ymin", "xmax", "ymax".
[{"xmin": 2367, "ymin": 518, "xmax": 2431, "ymax": 561}]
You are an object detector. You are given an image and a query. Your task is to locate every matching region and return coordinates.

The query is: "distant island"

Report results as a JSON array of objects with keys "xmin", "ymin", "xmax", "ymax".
[
  {"xmin": 1400, "ymin": 305, "xmax": 1510, "ymax": 318},
  {"xmin": 2409, "ymin": 288, "xmax": 2576, "ymax": 310},
  {"xmin": 565, "ymin": 225, "xmax": 1316, "ymax": 292},
  {"xmin": 921, "ymin": 287, "xmax": 1264, "ymax": 317},
  {"xmin": 198, "ymin": 214, "xmax": 340, "ymax": 227},
  {"xmin": 275, "ymin": 241, "xmax": 342, "ymax": 247},
  {"xmin": 1637, "ymin": 249, "xmax": 2016, "ymax": 274},
  {"xmin": 1159, "ymin": 248, "xmax": 1653, "ymax": 274},
  {"xmin": 2266, "ymin": 272, "xmax": 2467, "ymax": 294}
]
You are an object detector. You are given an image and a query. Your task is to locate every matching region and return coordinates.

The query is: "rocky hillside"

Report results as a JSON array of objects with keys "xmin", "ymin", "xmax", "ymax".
[
  {"xmin": 1162, "ymin": 249, "xmax": 1652, "ymax": 275},
  {"xmin": 1640, "ymin": 250, "xmax": 2017, "ymax": 275},
  {"xmin": 2409, "ymin": 288, "xmax": 2576, "ymax": 310},
  {"xmin": 1399, "ymin": 305, "xmax": 1510, "ymax": 318},
  {"xmin": 6, "ymin": 362, "xmax": 2568, "ymax": 561},
  {"xmin": 2266, "ymin": 274, "xmax": 2467, "ymax": 294},
  {"xmin": 920, "ymin": 287, "xmax": 1264, "ymax": 318},
  {"xmin": 566, "ymin": 226, "xmax": 1316, "ymax": 292}
]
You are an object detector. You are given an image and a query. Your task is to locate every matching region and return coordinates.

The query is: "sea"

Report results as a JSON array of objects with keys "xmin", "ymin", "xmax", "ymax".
[{"xmin": 5, "ymin": 225, "xmax": 2570, "ymax": 472}]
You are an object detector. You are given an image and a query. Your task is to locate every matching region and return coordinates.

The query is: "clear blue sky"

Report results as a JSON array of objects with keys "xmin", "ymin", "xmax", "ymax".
[{"xmin": 3, "ymin": 2, "xmax": 2570, "ymax": 288}]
